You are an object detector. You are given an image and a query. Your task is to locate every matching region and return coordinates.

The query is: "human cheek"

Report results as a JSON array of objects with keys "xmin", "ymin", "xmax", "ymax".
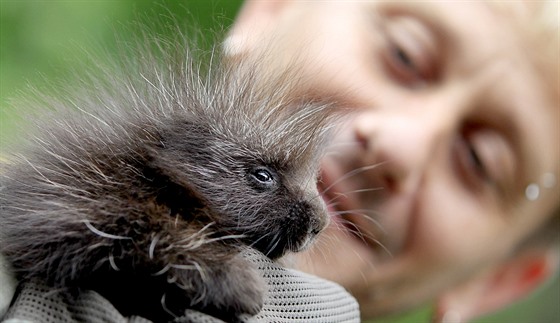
[{"xmin": 409, "ymin": 177, "xmax": 507, "ymax": 266}]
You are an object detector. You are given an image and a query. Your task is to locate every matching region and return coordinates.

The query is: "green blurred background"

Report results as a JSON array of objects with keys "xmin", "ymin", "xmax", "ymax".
[{"xmin": 0, "ymin": 1, "xmax": 558, "ymax": 322}]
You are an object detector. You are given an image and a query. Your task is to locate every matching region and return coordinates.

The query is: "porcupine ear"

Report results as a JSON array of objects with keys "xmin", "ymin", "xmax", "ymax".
[{"xmin": 143, "ymin": 145, "xmax": 211, "ymax": 217}]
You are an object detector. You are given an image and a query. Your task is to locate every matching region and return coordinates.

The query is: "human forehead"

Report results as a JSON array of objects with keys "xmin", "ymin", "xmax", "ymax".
[{"xmin": 359, "ymin": 2, "xmax": 552, "ymax": 59}]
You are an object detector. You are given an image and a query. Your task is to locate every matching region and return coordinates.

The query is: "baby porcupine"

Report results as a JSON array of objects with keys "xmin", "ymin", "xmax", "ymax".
[{"xmin": 0, "ymin": 25, "xmax": 336, "ymax": 322}]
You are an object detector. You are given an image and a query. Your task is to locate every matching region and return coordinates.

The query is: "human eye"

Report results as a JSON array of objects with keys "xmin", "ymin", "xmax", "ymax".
[
  {"xmin": 380, "ymin": 15, "xmax": 440, "ymax": 87},
  {"xmin": 453, "ymin": 135, "xmax": 489, "ymax": 190},
  {"xmin": 452, "ymin": 125, "xmax": 515, "ymax": 196},
  {"xmin": 385, "ymin": 43, "xmax": 421, "ymax": 84}
]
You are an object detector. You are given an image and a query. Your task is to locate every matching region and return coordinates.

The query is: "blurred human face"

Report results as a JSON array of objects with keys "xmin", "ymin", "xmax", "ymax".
[{"xmin": 230, "ymin": 0, "xmax": 559, "ymax": 318}]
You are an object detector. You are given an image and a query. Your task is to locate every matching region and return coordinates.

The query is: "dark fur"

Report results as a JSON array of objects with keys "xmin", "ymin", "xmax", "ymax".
[{"xmin": 0, "ymin": 26, "xmax": 335, "ymax": 322}]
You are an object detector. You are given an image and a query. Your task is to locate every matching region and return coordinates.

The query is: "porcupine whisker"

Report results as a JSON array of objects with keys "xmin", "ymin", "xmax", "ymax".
[
  {"xmin": 320, "ymin": 163, "xmax": 386, "ymax": 195},
  {"xmin": 324, "ymin": 150, "xmax": 359, "ymax": 160},
  {"xmin": 87, "ymin": 242, "xmax": 112, "ymax": 251},
  {"xmin": 335, "ymin": 216, "xmax": 392, "ymax": 258},
  {"xmin": 82, "ymin": 220, "xmax": 132, "ymax": 240},
  {"xmin": 323, "ymin": 187, "xmax": 383, "ymax": 205},
  {"xmin": 175, "ymin": 279, "xmax": 193, "ymax": 292},
  {"xmin": 172, "ymin": 223, "xmax": 215, "ymax": 245},
  {"xmin": 315, "ymin": 224, "xmax": 374, "ymax": 270},
  {"xmin": 161, "ymin": 294, "xmax": 178, "ymax": 319},
  {"xmin": 331, "ymin": 209, "xmax": 386, "ymax": 234},
  {"xmin": 333, "ymin": 207, "xmax": 385, "ymax": 221},
  {"xmin": 298, "ymin": 233, "xmax": 343, "ymax": 267},
  {"xmin": 336, "ymin": 218, "xmax": 369, "ymax": 244},
  {"xmin": 192, "ymin": 261, "xmax": 207, "ymax": 283},
  {"xmin": 324, "ymin": 140, "xmax": 361, "ymax": 151},
  {"xmin": 173, "ymin": 233, "xmax": 247, "ymax": 252},
  {"xmin": 247, "ymin": 230, "xmax": 275, "ymax": 249},
  {"xmin": 251, "ymin": 234, "xmax": 281, "ymax": 257},
  {"xmin": 152, "ymin": 264, "xmax": 171, "ymax": 276},
  {"xmin": 108, "ymin": 252, "xmax": 120, "ymax": 271},
  {"xmin": 43, "ymin": 287, "xmax": 68, "ymax": 299},
  {"xmin": 202, "ymin": 234, "xmax": 247, "ymax": 244},
  {"xmin": 265, "ymin": 234, "xmax": 282, "ymax": 257},
  {"xmin": 335, "ymin": 212, "xmax": 379, "ymax": 238},
  {"xmin": 149, "ymin": 233, "xmax": 161, "ymax": 260},
  {"xmin": 170, "ymin": 262, "xmax": 209, "ymax": 300},
  {"xmin": 239, "ymin": 211, "xmax": 269, "ymax": 231},
  {"xmin": 307, "ymin": 185, "xmax": 382, "ymax": 208},
  {"xmin": 167, "ymin": 274, "xmax": 178, "ymax": 284},
  {"xmin": 169, "ymin": 263, "xmax": 197, "ymax": 270}
]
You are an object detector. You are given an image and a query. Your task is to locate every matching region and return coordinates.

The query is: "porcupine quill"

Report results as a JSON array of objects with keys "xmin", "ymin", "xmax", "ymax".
[{"xmin": 0, "ymin": 19, "xmax": 337, "ymax": 322}]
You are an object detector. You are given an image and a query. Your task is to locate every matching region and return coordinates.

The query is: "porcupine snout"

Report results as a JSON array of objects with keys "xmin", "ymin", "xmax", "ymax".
[{"xmin": 290, "ymin": 197, "xmax": 329, "ymax": 250}]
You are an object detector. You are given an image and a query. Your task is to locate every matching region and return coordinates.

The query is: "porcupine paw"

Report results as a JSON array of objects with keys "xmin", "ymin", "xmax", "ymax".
[{"xmin": 196, "ymin": 255, "xmax": 265, "ymax": 321}]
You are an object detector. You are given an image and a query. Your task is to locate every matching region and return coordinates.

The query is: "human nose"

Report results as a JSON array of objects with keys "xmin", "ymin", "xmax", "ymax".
[{"xmin": 352, "ymin": 104, "xmax": 457, "ymax": 195}]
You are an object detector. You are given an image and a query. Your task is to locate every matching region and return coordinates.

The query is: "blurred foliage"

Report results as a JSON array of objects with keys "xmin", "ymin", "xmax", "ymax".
[
  {"xmin": 1, "ymin": 1, "xmax": 558, "ymax": 322},
  {"xmin": 0, "ymin": 0, "xmax": 242, "ymax": 140}
]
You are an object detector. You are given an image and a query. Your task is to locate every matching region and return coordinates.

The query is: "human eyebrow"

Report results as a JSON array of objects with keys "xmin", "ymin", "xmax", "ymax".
[
  {"xmin": 374, "ymin": 3, "xmax": 455, "ymax": 89},
  {"xmin": 376, "ymin": 2, "xmax": 457, "ymax": 53}
]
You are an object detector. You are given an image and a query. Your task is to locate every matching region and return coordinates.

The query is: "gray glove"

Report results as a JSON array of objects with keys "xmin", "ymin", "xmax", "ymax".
[{"xmin": 1, "ymin": 251, "xmax": 359, "ymax": 322}]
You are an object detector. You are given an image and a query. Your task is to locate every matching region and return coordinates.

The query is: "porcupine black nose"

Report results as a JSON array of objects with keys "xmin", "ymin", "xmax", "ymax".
[
  {"xmin": 257, "ymin": 199, "xmax": 330, "ymax": 259},
  {"xmin": 289, "ymin": 199, "xmax": 329, "ymax": 237}
]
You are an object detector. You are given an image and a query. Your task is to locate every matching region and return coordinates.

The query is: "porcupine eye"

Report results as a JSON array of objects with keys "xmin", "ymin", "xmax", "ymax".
[
  {"xmin": 248, "ymin": 166, "xmax": 277, "ymax": 190},
  {"xmin": 253, "ymin": 169, "xmax": 272, "ymax": 182}
]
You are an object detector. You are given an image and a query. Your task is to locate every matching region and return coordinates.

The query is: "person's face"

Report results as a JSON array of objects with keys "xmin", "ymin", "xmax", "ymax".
[{"xmin": 229, "ymin": 0, "xmax": 559, "ymax": 318}]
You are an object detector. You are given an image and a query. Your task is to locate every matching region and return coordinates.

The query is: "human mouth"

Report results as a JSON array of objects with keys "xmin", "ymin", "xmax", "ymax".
[{"xmin": 318, "ymin": 161, "xmax": 384, "ymax": 253}]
